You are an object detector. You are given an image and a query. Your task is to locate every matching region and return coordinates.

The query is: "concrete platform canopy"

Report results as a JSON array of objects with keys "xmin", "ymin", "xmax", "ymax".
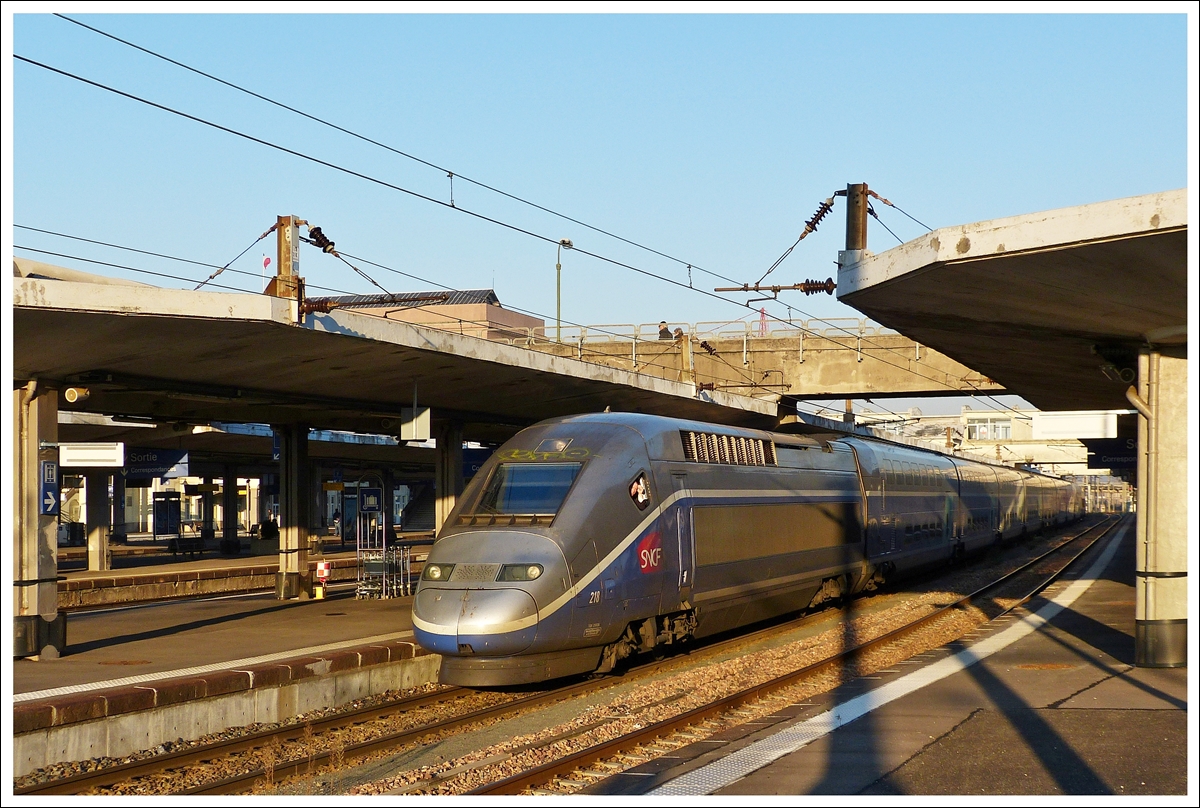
[
  {"xmin": 836, "ymin": 189, "xmax": 1186, "ymax": 412},
  {"xmin": 13, "ymin": 260, "xmax": 778, "ymax": 440},
  {"xmin": 835, "ymin": 187, "xmax": 1189, "ymax": 668}
]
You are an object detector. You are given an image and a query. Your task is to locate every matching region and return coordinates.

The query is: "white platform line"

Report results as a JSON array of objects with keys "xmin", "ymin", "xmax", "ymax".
[
  {"xmin": 15, "ymin": 630, "xmax": 417, "ymax": 703},
  {"xmin": 649, "ymin": 524, "xmax": 1128, "ymax": 796}
]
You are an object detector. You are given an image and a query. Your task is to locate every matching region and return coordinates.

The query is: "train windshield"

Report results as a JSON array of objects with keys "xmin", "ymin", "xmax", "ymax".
[{"xmin": 476, "ymin": 462, "xmax": 582, "ymax": 515}]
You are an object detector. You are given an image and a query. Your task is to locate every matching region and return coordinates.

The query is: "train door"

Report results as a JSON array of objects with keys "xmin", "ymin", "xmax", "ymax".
[{"xmin": 672, "ymin": 473, "xmax": 695, "ymax": 606}]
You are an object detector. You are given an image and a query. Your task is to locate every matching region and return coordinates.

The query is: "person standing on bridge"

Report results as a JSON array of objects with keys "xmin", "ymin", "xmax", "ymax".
[{"xmin": 658, "ymin": 321, "xmax": 672, "ymax": 339}]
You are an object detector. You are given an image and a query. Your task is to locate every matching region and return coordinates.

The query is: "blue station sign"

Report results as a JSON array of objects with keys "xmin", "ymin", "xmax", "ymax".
[
  {"xmin": 40, "ymin": 459, "xmax": 59, "ymax": 516},
  {"xmin": 359, "ymin": 487, "xmax": 383, "ymax": 513},
  {"xmin": 125, "ymin": 448, "xmax": 190, "ymax": 479},
  {"xmin": 1082, "ymin": 437, "xmax": 1137, "ymax": 470}
]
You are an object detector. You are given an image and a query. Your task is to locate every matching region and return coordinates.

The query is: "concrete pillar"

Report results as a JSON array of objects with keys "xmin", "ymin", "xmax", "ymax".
[
  {"xmin": 258, "ymin": 474, "xmax": 271, "ymax": 526},
  {"xmin": 85, "ymin": 471, "xmax": 111, "ymax": 572},
  {"xmin": 201, "ymin": 475, "xmax": 214, "ymax": 541},
  {"xmin": 112, "ymin": 473, "xmax": 126, "ymax": 543},
  {"xmin": 435, "ymin": 421, "xmax": 464, "ymax": 534},
  {"xmin": 308, "ymin": 462, "xmax": 324, "ymax": 557},
  {"xmin": 222, "ymin": 465, "xmax": 239, "ymax": 555},
  {"xmin": 383, "ymin": 467, "xmax": 396, "ymax": 540},
  {"xmin": 13, "ymin": 383, "xmax": 66, "ymax": 659},
  {"xmin": 1131, "ymin": 350, "xmax": 1187, "ymax": 667},
  {"xmin": 276, "ymin": 424, "xmax": 311, "ymax": 599}
]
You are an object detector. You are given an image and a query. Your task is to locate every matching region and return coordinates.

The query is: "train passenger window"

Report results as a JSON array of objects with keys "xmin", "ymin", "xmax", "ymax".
[{"xmin": 475, "ymin": 462, "xmax": 582, "ymax": 515}]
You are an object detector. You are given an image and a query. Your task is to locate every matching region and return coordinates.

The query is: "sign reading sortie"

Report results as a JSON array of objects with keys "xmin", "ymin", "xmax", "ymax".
[{"xmin": 125, "ymin": 447, "xmax": 189, "ymax": 479}]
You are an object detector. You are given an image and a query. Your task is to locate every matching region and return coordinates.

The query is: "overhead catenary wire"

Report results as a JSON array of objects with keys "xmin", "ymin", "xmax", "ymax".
[
  {"xmin": 14, "ymin": 54, "xmax": 945, "ymax": 381},
  {"xmin": 194, "ymin": 228, "xmax": 273, "ymax": 290},
  {"xmin": 868, "ymin": 189, "xmax": 933, "ymax": 232},
  {"xmin": 727, "ymin": 191, "xmax": 991, "ymax": 409},
  {"xmin": 755, "ymin": 195, "xmax": 836, "ymax": 285},
  {"xmin": 867, "ymin": 203, "xmax": 903, "ymax": 245},
  {"xmin": 14, "ymin": 229, "xmax": 735, "ymax": 390},
  {"xmin": 17, "ymin": 234, "xmax": 1024, "ymax": 420},
  {"xmin": 334, "ymin": 248, "xmax": 761, "ymax": 386},
  {"xmin": 16, "ymin": 225, "xmax": 354, "ymax": 298},
  {"xmin": 15, "ymin": 245, "xmax": 260, "ymax": 295},
  {"xmin": 53, "ymin": 13, "xmax": 745, "ymax": 289},
  {"xmin": 15, "ymin": 54, "xmax": 1024, "ymax": 414},
  {"xmin": 22, "ymin": 33, "xmax": 1013, "ymax": 400},
  {"xmin": 19, "ymin": 221, "xmax": 796, "ymax": 387}
]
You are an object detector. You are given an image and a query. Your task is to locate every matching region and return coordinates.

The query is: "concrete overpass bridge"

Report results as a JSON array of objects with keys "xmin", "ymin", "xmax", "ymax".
[{"xmin": 520, "ymin": 319, "xmax": 1003, "ymax": 399}]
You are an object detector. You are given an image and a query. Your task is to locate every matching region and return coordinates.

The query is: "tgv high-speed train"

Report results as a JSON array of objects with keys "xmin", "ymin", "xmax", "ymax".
[{"xmin": 412, "ymin": 412, "xmax": 1082, "ymax": 686}]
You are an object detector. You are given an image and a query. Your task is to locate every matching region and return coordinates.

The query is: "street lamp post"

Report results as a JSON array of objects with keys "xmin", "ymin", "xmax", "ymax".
[{"xmin": 556, "ymin": 238, "xmax": 573, "ymax": 342}]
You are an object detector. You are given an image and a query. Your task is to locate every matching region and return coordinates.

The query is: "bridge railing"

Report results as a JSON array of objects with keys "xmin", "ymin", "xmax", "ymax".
[{"xmin": 494, "ymin": 317, "xmax": 899, "ymax": 346}]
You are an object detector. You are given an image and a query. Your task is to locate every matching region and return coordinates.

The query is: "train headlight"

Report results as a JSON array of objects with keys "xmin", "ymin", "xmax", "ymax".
[
  {"xmin": 499, "ymin": 564, "xmax": 543, "ymax": 582},
  {"xmin": 422, "ymin": 563, "xmax": 454, "ymax": 581}
]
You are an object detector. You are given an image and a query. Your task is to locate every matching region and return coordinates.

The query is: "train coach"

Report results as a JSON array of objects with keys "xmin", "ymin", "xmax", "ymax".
[{"xmin": 411, "ymin": 412, "xmax": 1082, "ymax": 686}]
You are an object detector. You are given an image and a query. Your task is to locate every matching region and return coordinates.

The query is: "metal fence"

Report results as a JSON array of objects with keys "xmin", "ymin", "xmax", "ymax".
[{"xmin": 497, "ymin": 317, "xmax": 897, "ymax": 347}]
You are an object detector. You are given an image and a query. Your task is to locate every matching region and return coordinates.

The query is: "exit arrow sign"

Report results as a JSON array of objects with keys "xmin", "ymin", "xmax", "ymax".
[{"xmin": 40, "ymin": 460, "xmax": 59, "ymax": 516}]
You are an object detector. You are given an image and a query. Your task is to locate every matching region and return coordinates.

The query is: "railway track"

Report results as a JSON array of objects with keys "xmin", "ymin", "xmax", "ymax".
[
  {"xmin": 20, "ymin": 584, "xmax": 858, "ymax": 796},
  {"xmin": 468, "ymin": 515, "xmax": 1123, "ymax": 795},
  {"xmin": 14, "ymin": 515, "xmax": 1118, "ymax": 796}
]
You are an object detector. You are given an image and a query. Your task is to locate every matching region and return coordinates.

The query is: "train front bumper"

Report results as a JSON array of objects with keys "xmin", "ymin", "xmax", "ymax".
[{"xmin": 412, "ymin": 587, "xmax": 539, "ymax": 656}]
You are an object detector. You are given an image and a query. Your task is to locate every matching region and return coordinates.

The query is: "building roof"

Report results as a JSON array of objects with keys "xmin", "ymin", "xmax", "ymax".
[{"xmin": 318, "ymin": 290, "xmax": 501, "ymax": 309}]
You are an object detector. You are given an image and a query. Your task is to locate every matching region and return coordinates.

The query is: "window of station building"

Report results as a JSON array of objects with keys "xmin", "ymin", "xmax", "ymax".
[{"xmin": 966, "ymin": 416, "xmax": 1011, "ymax": 441}]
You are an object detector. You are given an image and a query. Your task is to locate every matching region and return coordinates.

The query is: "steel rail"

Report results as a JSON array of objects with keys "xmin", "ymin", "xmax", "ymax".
[
  {"xmin": 183, "ymin": 598, "xmax": 848, "ymax": 796},
  {"xmin": 469, "ymin": 515, "xmax": 1121, "ymax": 795},
  {"xmin": 13, "ymin": 686, "xmax": 468, "ymax": 796},
  {"xmin": 19, "ymin": 590, "xmax": 828, "ymax": 796}
]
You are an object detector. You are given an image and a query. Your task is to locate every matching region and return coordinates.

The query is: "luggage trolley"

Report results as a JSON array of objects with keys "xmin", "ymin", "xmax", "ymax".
[
  {"xmin": 393, "ymin": 533, "xmax": 436, "ymax": 596},
  {"xmin": 355, "ymin": 483, "xmax": 401, "ymax": 598}
]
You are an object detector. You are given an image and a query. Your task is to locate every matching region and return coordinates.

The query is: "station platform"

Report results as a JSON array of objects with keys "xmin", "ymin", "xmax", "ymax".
[
  {"xmin": 596, "ymin": 517, "xmax": 1192, "ymax": 796},
  {"xmin": 48, "ymin": 532, "xmax": 432, "ymax": 610},
  {"xmin": 12, "ymin": 546, "xmax": 439, "ymax": 778}
]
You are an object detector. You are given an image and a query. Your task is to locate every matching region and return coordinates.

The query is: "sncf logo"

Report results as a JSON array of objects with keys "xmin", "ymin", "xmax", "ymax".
[{"xmin": 637, "ymin": 531, "xmax": 662, "ymax": 573}]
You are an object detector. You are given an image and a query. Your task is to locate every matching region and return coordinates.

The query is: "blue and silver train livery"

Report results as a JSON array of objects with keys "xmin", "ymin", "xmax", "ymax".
[{"xmin": 411, "ymin": 412, "xmax": 1081, "ymax": 686}]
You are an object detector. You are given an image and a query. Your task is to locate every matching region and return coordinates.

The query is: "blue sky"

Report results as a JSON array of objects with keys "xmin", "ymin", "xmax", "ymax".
[{"xmin": 5, "ymin": 6, "xmax": 1195, "ymax": 415}]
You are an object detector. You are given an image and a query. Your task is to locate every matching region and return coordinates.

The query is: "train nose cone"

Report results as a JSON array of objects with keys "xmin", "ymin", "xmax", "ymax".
[{"xmin": 413, "ymin": 588, "xmax": 539, "ymax": 656}]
